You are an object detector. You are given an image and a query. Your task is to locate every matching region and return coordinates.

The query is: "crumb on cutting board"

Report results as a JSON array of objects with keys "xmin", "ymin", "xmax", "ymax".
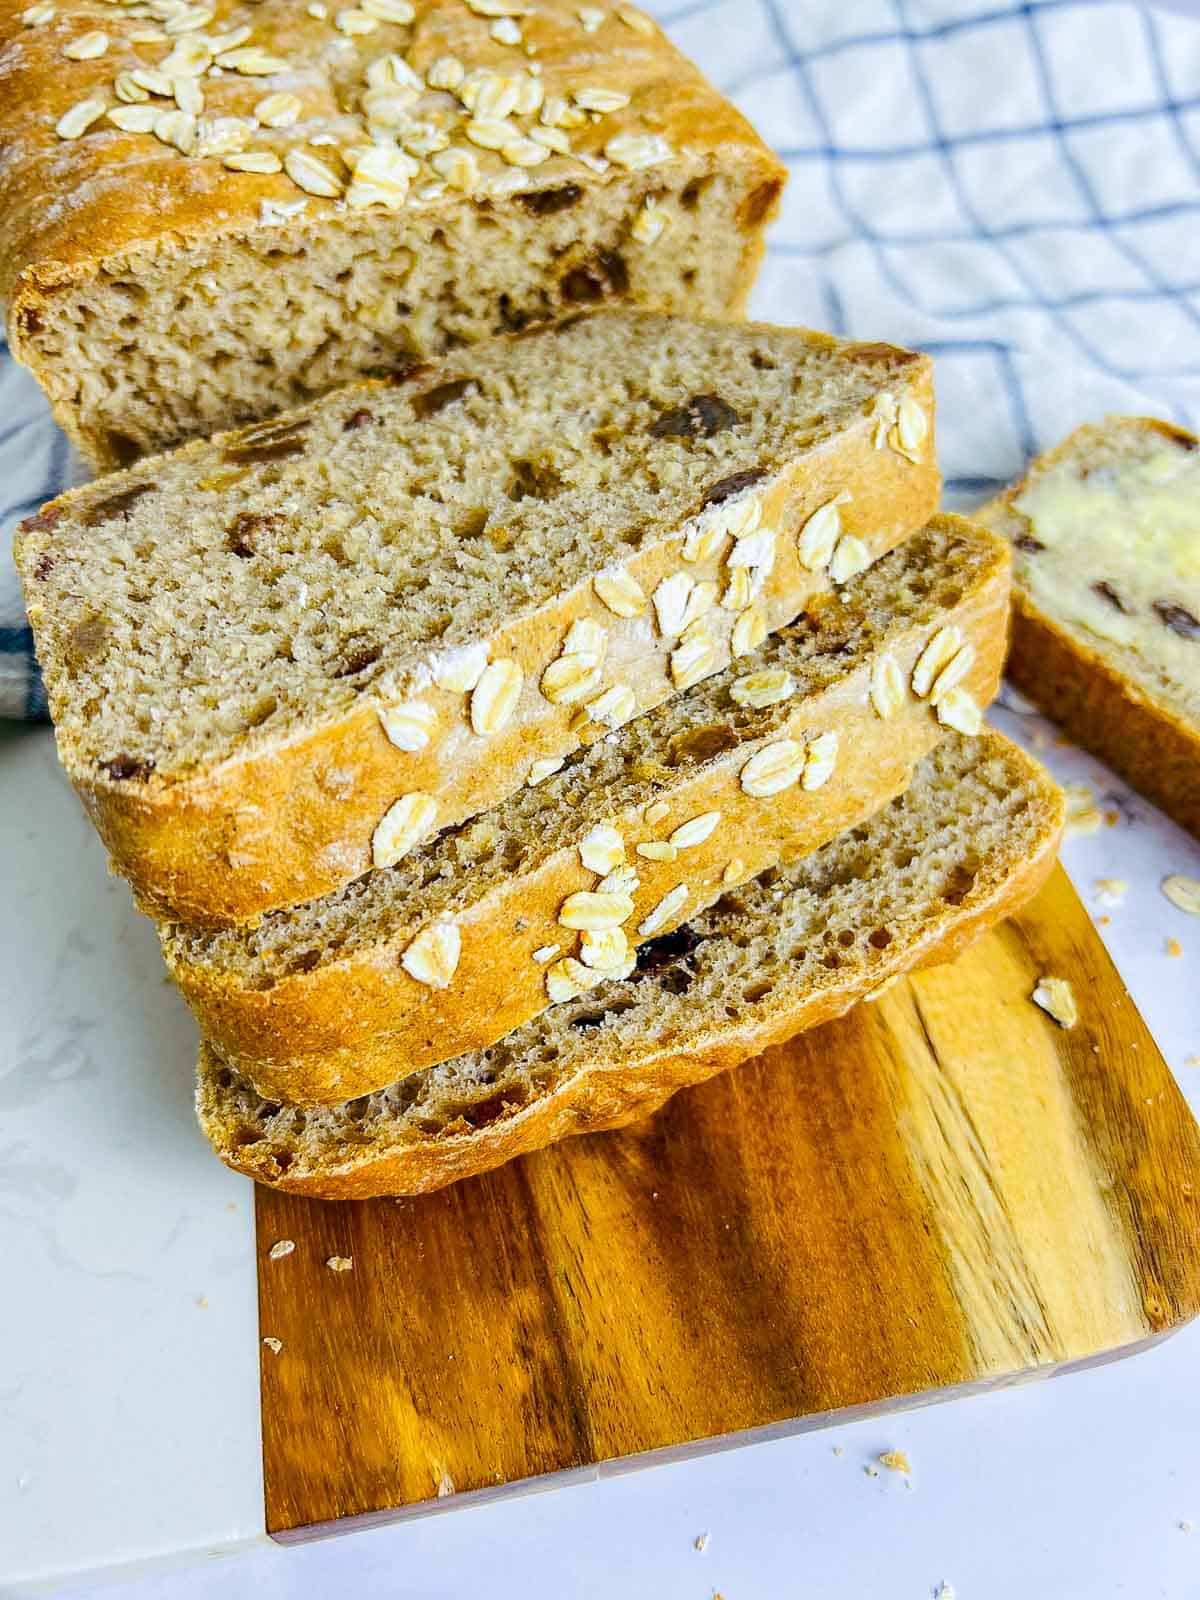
[{"xmin": 1032, "ymin": 976, "xmax": 1078, "ymax": 1029}]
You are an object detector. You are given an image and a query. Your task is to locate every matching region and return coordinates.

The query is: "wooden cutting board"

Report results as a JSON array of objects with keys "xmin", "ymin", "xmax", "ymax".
[{"xmin": 255, "ymin": 865, "xmax": 1200, "ymax": 1542}]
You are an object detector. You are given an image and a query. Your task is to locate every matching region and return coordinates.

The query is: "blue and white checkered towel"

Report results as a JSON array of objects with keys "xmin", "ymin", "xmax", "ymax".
[{"xmin": 4, "ymin": 0, "xmax": 1199, "ymax": 718}]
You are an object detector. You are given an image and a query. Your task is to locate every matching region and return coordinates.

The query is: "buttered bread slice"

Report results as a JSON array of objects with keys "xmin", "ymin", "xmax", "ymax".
[
  {"xmin": 163, "ymin": 517, "xmax": 1007, "ymax": 1104},
  {"xmin": 978, "ymin": 416, "xmax": 1200, "ymax": 837},
  {"xmin": 195, "ymin": 730, "xmax": 1064, "ymax": 1199},
  {"xmin": 17, "ymin": 311, "xmax": 938, "ymax": 924}
]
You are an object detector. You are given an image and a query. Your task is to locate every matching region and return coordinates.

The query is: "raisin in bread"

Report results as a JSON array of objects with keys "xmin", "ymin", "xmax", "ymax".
[
  {"xmin": 196, "ymin": 730, "xmax": 1065, "ymax": 1199},
  {"xmin": 1, "ymin": 0, "xmax": 785, "ymax": 470},
  {"xmin": 17, "ymin": 312, "xmax": 938, "ymax": 925},
  {"xmin": 165, "ymin": 517, "xmax": 1007, "ymax": 1104},
  {"xmin": 978, "ymin": 417, "xmax": 1200, "ymax": 838}
]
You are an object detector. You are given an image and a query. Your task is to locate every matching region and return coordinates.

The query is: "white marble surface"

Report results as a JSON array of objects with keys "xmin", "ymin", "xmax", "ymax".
[
  {"xmin": 0, "ymin": 726, "xmax": 265, "ymax": 1592},
  {"xmin": 3, "ymin": 697, "xmax": 1200, "ymax": 1599}
]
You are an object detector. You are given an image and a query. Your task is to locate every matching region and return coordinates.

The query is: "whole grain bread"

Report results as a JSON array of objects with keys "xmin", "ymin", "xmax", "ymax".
[
  {"xmin": 977, "ymin": 416, "xmax": 1200, "ymax": 838},
  {"xmin": 195, "ymin": 730, "xmax": 1064, "ymax": 1199},
  {"xmin": 1, "ymin": 0, "xmax": 785, "ymax": 470},
  {"xmin": 165, "ymin": 516, "xmax": 1008, "ymax": 1104},
  {"xmin": 17, "ymin": 311, "xmax": 938, "ymax": 925}
]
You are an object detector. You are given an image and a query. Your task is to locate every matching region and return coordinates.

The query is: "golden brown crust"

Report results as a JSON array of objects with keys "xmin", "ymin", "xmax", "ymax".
[
  {"xmin": 1, "ymin": 0, "xmax": 785, "ymax": 465},
  {"xmin": 197, "ymin": 758, "xmax": 1063, "ymax": 1199},
  {"xmin": 979, "ymin": 416, "xmax": 1200, "ymax": 839},
  {"xmin": 30, "ymin": 341, "xmax": 938, "ymax": 926},
  {"xmin": 1007, "ymin": 597, "xmax": 1200, "ymax": 837},
  {"xmin": 168, "ymin": 517, "xmax": 1009, "ymax": 1104}
]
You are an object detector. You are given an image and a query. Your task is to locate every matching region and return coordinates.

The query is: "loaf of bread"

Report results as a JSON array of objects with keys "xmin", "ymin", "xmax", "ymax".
[
  {"xmin": 195, "ymin": 730, "xmax": 1064, "ymax": 1198},
  {"xmin": 1, "ymin": 0, "xmax": 785, "ymax": 469},
  {"xmin": 17, "ymin": 312, "xmax": 938, "ymax": 925},
  {"xmin": 164, "ymin": 517, "xmax": 1007, "ymax": 1104},
  {"xmin": 977, "ymin": 417, "xmax": 1200, "ymax": 837}
]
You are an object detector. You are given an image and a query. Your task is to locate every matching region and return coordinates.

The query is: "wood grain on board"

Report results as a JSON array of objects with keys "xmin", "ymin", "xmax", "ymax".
[{"xmin": 256, "ymin": 865, "xmax": 1200, "ymax": 1541}]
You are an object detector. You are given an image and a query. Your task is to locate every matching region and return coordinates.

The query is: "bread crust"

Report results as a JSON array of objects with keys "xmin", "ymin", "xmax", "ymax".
[
  {"xmin": 196, "ymin": 745, "xmax": 1063, "ymax": 1200},
  {"xmin": 21, "ymin": 335, "xmax": 938, "ymax": 925},
  {"xmin": 168, "ymin": 517, "xmax": 1009, "ymax": 1104},
  {"xmin": 979, "ymin": 416, "xmax": 1200, "ymax": 839},
  {"xmin": 1007, "ymin": 596, "xmax": 1200, "ymax": 837},
  {"xmin": 1, "ymin": 0, "xmax": 786, "ymax": 467}
]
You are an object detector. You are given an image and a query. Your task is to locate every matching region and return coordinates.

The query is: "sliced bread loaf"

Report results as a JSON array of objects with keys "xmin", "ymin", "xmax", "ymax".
[
  {"xmin": 17, "ymin": 312, "xmax": 938, "ymax": 925},
  {"xmin": 3, "ymin": 0, "xmax": 785, "ymax": 469},
  {"xmin": 164, "ymin": 517, "xmax": 1008, "ymax": 1104},
  {"xmin": 195, "ymin": 730, "xmax": 1065, "ymax": 1199},
  {"xmin": 977, "ymin": 417, "xmax": 1200, "ymax": 837}
]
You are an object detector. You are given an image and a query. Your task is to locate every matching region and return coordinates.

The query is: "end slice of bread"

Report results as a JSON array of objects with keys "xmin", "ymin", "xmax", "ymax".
[
  {"xmin": 195, "ymin": 730, "xmax": 1065, "ymax": 1199},
  {"xmin": 977, "ymin": 416, "xmax": 1200, "ymax": 837},
  {"xmin": 17, "ymin": 311, "xmax": 938, "ymax": 924},
  {"xmin": 166, "ymin": 516, "xmax": 1009, "ymax": 1105}
]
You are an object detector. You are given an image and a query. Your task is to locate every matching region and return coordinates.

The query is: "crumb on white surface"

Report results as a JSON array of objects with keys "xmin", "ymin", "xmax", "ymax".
[
  {"xmin": 1094, "ymin": 877, "xmax": 1128, "ymax": 907},
  {"xmin": 832, "ymin": 1445, "xmax": 845, "ymax": 1457},
  {"xmin": 864, "ymin": 1463, "xmax": 880, "ymax": 1478},
  {"xmin": 694, "ymin": 1532, "xmax": 710, "ymax": 1553},
  {"xmin": 1063, "ymin": 783, "xmax": 1102, "ymax": 838},
  {"xmin": 879, "ymin": 1450, "xmax": 911, "ymax": 1474}
]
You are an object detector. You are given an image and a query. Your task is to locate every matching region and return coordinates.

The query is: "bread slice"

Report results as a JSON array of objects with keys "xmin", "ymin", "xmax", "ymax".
[
  {"xmin": 2, "ymin": 0, "xmax": 785, "ymax": 470},
  {"xmin": 977, "ymin": 417, "xmax": 1200, "ymax": 838},
  {"xmin": 165, "ymin": 517, "xmax": 1008, "ymax": 1104},
  {"xmin": 195, "ymin": 731, "xmax": 1064, "ymax": 1199},
  {"xmin": 16, "ymin": 312, "xmax": 938, "ymax": 925}
]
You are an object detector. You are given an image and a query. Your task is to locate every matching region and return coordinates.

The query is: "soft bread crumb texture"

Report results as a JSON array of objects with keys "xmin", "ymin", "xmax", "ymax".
[
  {"xmin": 976, "ymin": 416, "xmax": 1200, "ymax": 840},
  {"xmin": 195, "ymin": 731, "xmax": 1064, "ymax": 1196},
  {"xmin": 167, "ymin": 519, "xmax": 1000, "ymax": 982},
  {"xmin": 978, "ymin": 417, "xmax": 1199, "ymax": 727},
  {"xmin": 18, "ymin": 313, "xmax": 922, "ymax": 780},
  {"xmin": 2, "ymin": 0, "xmax": 784, "ymax": 466},
  {"xmin": 27, "ymin": 165, "xmax": 767, "ymax": 466}
]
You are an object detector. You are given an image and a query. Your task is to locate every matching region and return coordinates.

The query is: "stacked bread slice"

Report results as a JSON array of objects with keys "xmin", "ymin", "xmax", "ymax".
[{"xmin": 16, "ymin": 309, "xmax": 1063, "ymax": 1198}]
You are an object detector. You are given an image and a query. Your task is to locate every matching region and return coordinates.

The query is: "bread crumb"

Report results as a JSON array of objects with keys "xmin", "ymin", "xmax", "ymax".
[
  {"xmin": 832, "ymin": 1445, "xmax": 845, "ymax": 1457},
  {"xmin": 1104, "ymin": 809, "xmax": 1120, "ymax": 827},
  {"xmin": 1032, "ymin": 976, "xmax": 1078, "ymax": 1029},
  {"xmin": 435, "ymin": 1470, "xmax": 455, "ymax": 1497},
  {"xmin": 262, "ymin": 1336, "xmax": 283, "ymax": 1354},
  {"xmin": 1063, "ymin": 783, "xmax": 1102, "ymax": 838},
  {"xmin": 195, "ymin": 1295, "xmax": 209, "ymax": 1309},
  {"xmin": 1097, "ymin": 914, "xmax": 1111, "ymax": 927},
  {"xmin": 1186, "ymin": 1055, "xmax": 1200, "ymax": 1068},
  {"xmin": 694, "ymin": 1532, "xmax": 710, "ymax": 1552},
  {"xmin": 864, "ymin": 1463, "xmax": 880, "ymax": 1477},
  {"xmin": 935, "ymin": 1584, "xmax": 956, "ymax": 1600},
  {"xmin": 879, "ymin": 1449, "xmax": 911, "ymax": 1474},
  {"xmin": 1179, "ymin": 1520, "xmax": 1193, "ymax": 1534},
  {"xmin": 1168, "ymin": 938, "xmax": 1183, "ymax": 958},
  {"xmin": 268, "ymin": 1238, "xmax": 295, "ymax": 1260},
  {"xmin": 1094, "ymin": 877, "xmax": 1128, "ymax": 907},
  {"xmin": 326, "ymin": 1254, "xmax": 354, "ymax": 1272}
]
